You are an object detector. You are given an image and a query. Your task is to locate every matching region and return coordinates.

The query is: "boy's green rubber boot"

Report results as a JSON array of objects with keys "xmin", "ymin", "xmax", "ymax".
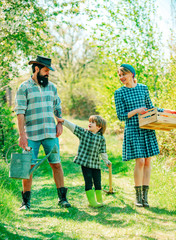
[
  {"xmin": 95, "ymin": 190, "xmax": 103, "ymax": 204},
  {"xmin": 86, "ymin": 190, "xmax": 103, "ymax": 208}
]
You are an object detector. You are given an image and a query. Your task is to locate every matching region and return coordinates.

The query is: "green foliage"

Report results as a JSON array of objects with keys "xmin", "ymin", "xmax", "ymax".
[
  {"xmin": 0, "ymin": 118, "xmax": 175, "ymax": 239},
  {"xmin": 0, "ymin": 103, "xmax": 18, "ymax": 159},
  {"xmin": 89, "ymin": 0, "xmax": 163, "ymax": 110},
  {"xmin": 0, "ymin": 0, "xmax": 56, "ymax": 94},
  {"xmin": 0, "ymin": 159, "xmax": 21, "ymax": 222}
]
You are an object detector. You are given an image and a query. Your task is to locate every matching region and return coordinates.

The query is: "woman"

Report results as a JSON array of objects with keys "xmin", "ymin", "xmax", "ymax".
[{"xmin": 114, "ymin": 64, "xmax": 175, "ymax": 207}]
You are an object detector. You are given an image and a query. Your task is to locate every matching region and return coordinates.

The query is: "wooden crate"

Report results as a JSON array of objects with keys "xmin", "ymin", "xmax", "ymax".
[{"xmin": 138, "ymin": 108, "xmax": 176, "ymax": 131}]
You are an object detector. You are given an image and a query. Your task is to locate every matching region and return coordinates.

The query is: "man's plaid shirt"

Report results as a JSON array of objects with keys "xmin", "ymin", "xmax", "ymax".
[
  {"xmin": 73, "ymin": 126, "xmax": 107, "ymax": 169},
  {"xmin": 14, "ymin": 77, "xmax": 62, "ymax": 141}
]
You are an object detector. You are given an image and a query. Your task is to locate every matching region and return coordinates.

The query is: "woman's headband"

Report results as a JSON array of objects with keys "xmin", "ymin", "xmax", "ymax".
[{"xmin": 120, "ymin": 64, "xmax": 136, "ymax": 77}]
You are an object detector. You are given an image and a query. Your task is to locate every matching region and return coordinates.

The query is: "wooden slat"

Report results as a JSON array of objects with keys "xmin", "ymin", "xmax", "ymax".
[
  {"xmin": 158, "ymin": 112, "xmax": 176, "ymax": 118},
  {"xmin": 157, "ymin": 116, "xmax": 176, "ymax": 125},
  {"xmin": 139, "ymin": 115, "xmax": 157, "ymax": 126},
  {"xmin": 138, "ymin": 108, "xmax": 176, "ymax": 131}
]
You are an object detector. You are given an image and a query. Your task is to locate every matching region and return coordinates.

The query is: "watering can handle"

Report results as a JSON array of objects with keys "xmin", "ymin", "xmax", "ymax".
[
  {"xmin": 6, "ymin": 144, "xmax": 19, "ymax": 165},
  {"xmin": 5, "ymin": 144, "xmax": 32, "ymax": 165}
]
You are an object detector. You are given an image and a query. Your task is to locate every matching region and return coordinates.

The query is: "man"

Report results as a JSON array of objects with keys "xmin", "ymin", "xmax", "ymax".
[{"xmin": 15, "ymin": 55, "xmax": 71, "ymax": 210}]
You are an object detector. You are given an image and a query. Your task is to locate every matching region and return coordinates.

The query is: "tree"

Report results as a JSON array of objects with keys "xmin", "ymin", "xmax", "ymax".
[
  {"xmin": 83, "ymin": 0, "xmax": 165, "ymax": 125},
  {"xmin": 51, "ymin": 24, "xmax": 100, "ymax": 117}
]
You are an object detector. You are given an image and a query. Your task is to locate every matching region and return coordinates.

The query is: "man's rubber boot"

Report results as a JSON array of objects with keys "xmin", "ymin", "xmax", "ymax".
[
  {"xmin": 134, "ymin": 186, "xmax": 143, "ymax": 207},
  {"xmin": 95, "ymin": 190, "xmax": 104, "ymax": 204},
  {"xmin": 86, "ymin": 189, "xmax": 103, "ymax": 208},
  {"xmin": 142, "ymin": 185, "xmax": 149, "ymax": 208},
  {"xmin": 19, "ymin": 191, "xmax": 31, "ymax": 210},
  {"xmin": 57, "ymin": 187, "xmax": 71, "ymax": 208}
]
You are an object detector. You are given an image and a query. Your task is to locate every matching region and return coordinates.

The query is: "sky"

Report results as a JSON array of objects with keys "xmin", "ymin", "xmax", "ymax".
[{"xmin": 156, "ymin": 0, "xmax": 172, "ymax": 44}]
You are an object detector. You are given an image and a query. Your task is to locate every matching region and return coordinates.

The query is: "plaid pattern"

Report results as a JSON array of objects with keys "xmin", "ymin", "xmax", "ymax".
[
  {"xmin": 114, "ymin": 83, "xmax": 164, "ymax": 161},
  {"xmin": 73, "ymin": 126, "xmax": 107, "ymax": 169},
  {"xmin": 14, "ymin": 78, "xmax": 62, "ymax": 141}
]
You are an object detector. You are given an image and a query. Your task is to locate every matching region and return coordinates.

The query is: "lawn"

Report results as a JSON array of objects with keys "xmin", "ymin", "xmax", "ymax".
[{"xmin": 0, "ymin": 117, "xmax": 175, "ymax": 240}]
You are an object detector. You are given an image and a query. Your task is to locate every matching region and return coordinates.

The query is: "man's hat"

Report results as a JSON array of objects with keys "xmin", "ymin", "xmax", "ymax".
[{"xmin": 28, "ymin": 55, "xmax": 55, "ymax": 71}]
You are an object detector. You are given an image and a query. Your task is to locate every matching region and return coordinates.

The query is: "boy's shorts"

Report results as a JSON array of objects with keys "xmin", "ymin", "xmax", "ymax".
[{"xmin": 27, "ymin": 138, "xmax": 61, "ymax": 165}]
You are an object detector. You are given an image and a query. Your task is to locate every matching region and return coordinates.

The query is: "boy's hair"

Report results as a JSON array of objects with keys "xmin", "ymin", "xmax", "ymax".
[{"xmin": 89, "ymin": 115, "xmax": 107, "ymax": 134}]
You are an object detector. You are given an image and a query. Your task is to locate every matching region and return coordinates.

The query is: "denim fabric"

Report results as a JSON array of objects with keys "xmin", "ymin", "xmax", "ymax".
[{"xmin": 28, "ymin": 138, "xmax": 61, "ymax": 165}]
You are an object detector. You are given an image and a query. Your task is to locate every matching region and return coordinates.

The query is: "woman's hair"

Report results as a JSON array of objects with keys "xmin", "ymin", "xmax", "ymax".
[
  {"xmin": 89, "ymin": 115, "xmax": 107, "ymax": 134},
  {"xmin": 119, "ymin": 66, "xmax": 137, "ymax": 84}
]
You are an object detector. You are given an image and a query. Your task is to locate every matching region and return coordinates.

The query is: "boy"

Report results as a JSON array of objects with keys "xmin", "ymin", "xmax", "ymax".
[{"xmin": 57, "ymin": 115, "xmax": 111, "ymax": 208}]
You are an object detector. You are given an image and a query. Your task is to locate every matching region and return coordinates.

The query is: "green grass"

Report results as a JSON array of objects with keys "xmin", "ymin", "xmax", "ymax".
[{"xmin": 0, "ymin": 117, "xmax": 176, "ymax": 240}]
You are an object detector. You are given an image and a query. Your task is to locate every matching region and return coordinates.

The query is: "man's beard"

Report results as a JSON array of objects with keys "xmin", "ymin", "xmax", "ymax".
[{"xmin": 37, "ymin": 72, "xmax": 48, "ymax": 87}]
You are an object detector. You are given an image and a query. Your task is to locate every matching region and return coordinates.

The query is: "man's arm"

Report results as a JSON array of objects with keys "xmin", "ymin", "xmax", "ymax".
[{"xmin": 17, "ymin": 114, "xmax": 28, "ymax": 149}]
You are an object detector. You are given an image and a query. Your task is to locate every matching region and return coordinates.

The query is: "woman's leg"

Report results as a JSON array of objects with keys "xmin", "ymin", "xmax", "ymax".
[
  {"xmin": 142, "ymin": 157, "xmax": 151, "ymax": 207},
  {"xmin": 134, "ymin": 158, "xmax": 145, "ymax": 186},
  {"xmin": 134, "ymin": 158, "xmax": 145, "ymax": 207},
  {"xmin": 143, "ymin": 157, "xmax": 151, "ymax": 186}
]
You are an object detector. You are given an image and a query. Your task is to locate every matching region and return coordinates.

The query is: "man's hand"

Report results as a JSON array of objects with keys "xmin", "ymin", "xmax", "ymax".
[
  {"xmin": 56, "ymin": 122, "xmax": 63, "ymax": 137},
  {"xmin": 19, "ymin": 134, "xmax": 28, "ymax": 150},
  {"xmin": 57, "ymin": 117, "xmax": 64, "ymax": 123}
]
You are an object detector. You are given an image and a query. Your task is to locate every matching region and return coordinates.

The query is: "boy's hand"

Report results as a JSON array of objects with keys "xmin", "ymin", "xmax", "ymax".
[{"xmin": 106, "ymin": 160, "xmax": 112, "ymax": 168}]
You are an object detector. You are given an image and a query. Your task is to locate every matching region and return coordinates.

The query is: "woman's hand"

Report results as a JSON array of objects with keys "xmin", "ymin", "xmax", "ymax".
[
  {"xmin": 136, "ymin": 107, "xmax": 148, "ymax": 115},
  {"xmin": 128, "ymin": 107, "xmax": 148, "ymax": 119}
]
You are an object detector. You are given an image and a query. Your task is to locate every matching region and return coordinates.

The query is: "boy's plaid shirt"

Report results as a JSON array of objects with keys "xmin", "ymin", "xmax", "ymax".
[
  {"xmin": 73, "ymin": 126, "xmax": 107, "ymax": 169},
  {"xmin": 14, "ymin": 78, "xmax": 62, "ymax": 141}
]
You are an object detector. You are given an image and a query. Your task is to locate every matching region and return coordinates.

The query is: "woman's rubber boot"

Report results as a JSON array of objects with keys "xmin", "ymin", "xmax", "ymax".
[
  {"xmin": 134, "ymin": 186, "xmax": 143, "ymax": 207},
  {"xmin": 57, "ymin": 187, "xmax": 71, "ymax": 208},
  {"xmin": 19, "ymin": 191, "xmax": 31, "ymax": 210},
  {"xmin": 142, "ymin": 185, "xmax": 149, "ymax": 208},
  {"xmin": 86, "ymin": 190, "xmax": 103, "ymax": 208},
  {"xmin": 95, "ymin": 190, "xmax": 104, "ymax": 204}
]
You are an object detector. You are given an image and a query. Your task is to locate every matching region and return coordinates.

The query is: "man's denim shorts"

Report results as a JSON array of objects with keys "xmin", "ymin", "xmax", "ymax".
[{"xmin": 27, "ymin": 138, "xmax": 61, "ymax": 165}]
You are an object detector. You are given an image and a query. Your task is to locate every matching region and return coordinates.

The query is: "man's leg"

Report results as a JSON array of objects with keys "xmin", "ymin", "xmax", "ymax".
[
  {"xmin": 42, "ymin": 138, "xmax": 71, "ymax": 208},
  {"xmin": 20, "ymin": 140, "xmax": 40, "ymax": 210},
  {"xmin": 49, "ymin": 162, "xmax": 64, "ymax": 188}
]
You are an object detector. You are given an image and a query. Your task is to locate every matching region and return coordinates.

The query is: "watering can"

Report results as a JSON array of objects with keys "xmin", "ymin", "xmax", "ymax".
[{"xmin": 6, "ymin": 144, "xmax": 58, "ymax": 179}]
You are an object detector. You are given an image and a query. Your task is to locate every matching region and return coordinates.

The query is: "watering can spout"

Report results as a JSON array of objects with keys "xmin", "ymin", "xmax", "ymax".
[
  {"xmin": 51, "ymin": 144, "xmax": 58, "ymax": 154},
  {"xmin": 29, "ymin": 144, "xmax": 58, "ymax": 175}
]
